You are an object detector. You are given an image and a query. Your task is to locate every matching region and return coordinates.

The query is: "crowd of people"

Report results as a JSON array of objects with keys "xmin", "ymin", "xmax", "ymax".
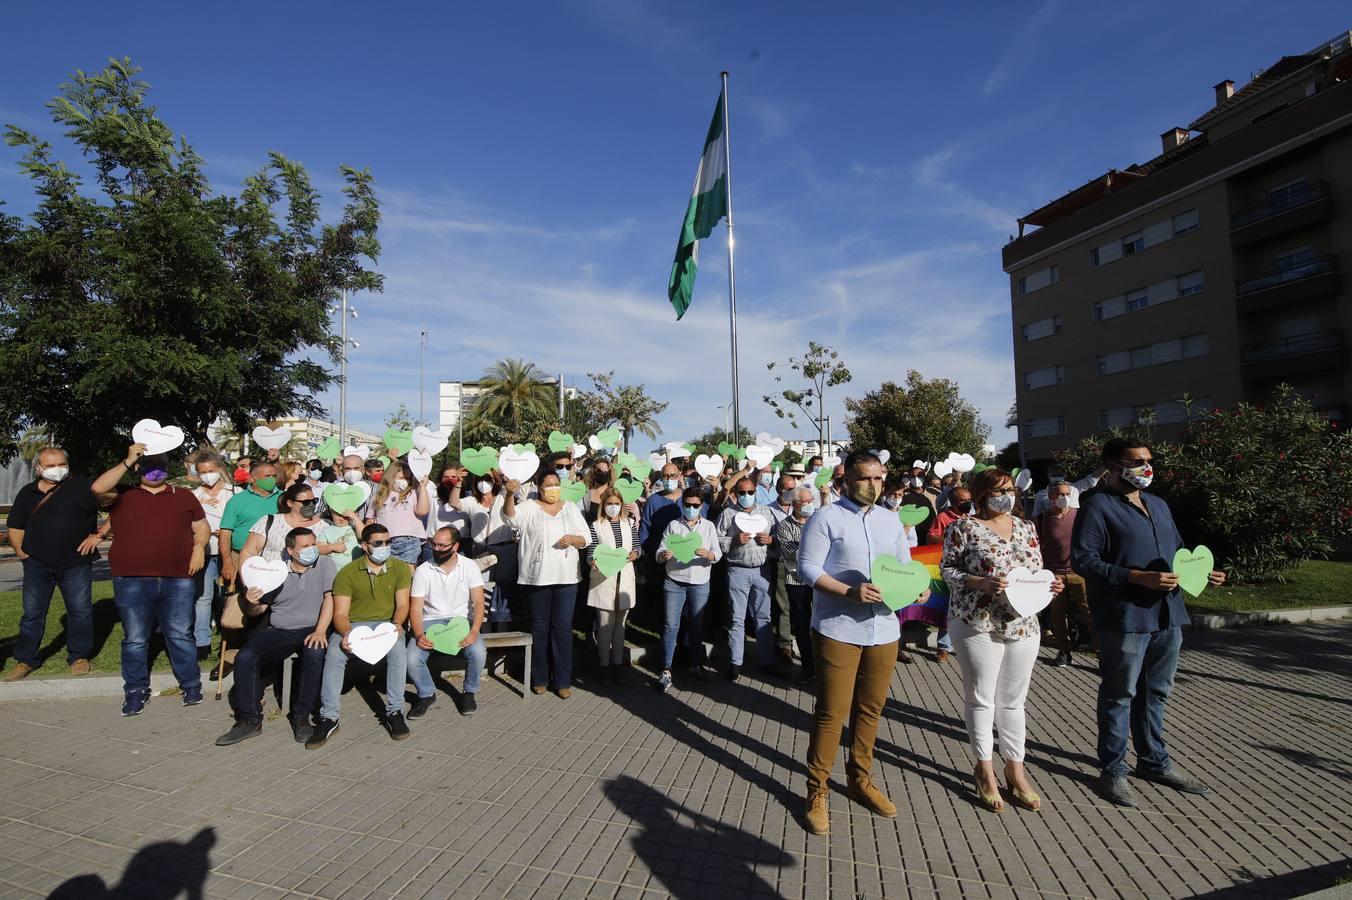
[{"xmin": 3, "ymin": 432, "xmax": 1226, "ymax": 833}]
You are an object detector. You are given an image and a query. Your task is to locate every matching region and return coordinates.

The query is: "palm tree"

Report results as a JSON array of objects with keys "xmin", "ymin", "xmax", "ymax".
[
  {"xmin": 610, "ymin": 384, "xmax": 667, "ymax": 451},
  {"xmin": 474, "ymin": 359, "xmax": 557, "ymax": 437},
  {"xmin": 17, "ymin": 426, "xmax": 53, "ymax": 464}
]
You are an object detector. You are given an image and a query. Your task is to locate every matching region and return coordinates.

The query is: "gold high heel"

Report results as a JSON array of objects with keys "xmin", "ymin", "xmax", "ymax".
[
  {"xmin": 974, "ymin": 766, "xmax": 1004, "ymax": 812},
  {"xmin": 1004, "ymin": 764, "xmax": 1042, "ymax": 811}
]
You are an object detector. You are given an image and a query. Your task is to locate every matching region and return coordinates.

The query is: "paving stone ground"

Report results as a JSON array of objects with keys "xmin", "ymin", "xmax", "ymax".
[{"xmin": 0, "ymin": 621, "xmax": 1349, "ymax": 899}]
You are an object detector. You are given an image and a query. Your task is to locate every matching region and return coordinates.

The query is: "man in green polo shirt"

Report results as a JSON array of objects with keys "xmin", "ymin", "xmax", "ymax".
[
  {"xmin": 308, "ymin": 523, "xmax": 412, "ymax": 747},
  {"xmin": 218, "ymin": 461, "xmax": 280, "ymax": 583}
]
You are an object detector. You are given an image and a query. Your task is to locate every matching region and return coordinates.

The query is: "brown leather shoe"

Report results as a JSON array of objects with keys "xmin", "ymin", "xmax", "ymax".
[
  {"xmin": 531, "ymin": 685, "xmax": 548, "ymax": 695},
  {"xmin": 69, "ymin": 659, "xmax": 92, "ymax": 676},
  {"xmin": 803, "ymin": 790, "xmax": 829, "ymax": 835},
  {"xmin": 847, "ymin": 778, "xmax": 898, "ymax": 817},
  {"xmin": 897, "ymin": 646, "xmax": 914, "ymax": 664},
  {"xmin": 4, "ymin": 663, "xmax": 33, "ymax": 682},
  {"xmin": 556, "ymin": 687, "xmax": 572, "ymax": 699},
  {"xmin": 935, "ymin": 649, "xmax": 951, "ymax": 663}
]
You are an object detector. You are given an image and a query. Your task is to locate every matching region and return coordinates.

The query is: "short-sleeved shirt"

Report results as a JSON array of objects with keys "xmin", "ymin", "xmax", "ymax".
[
  {"xmin": 332, "ymin": 557, "xmax": 412, "ymax": 623},
  {"xmin": 107, "ymin": 485, "xmax": 206, "ymax": 578},
  {"xmin": 219, "ymin": 488, "xmax": 280, "ymax": 552},
  {"xmin": 410, "ymin": 557, "xmax": 485, "ymax": 620},
  {"xmin": 192, "ymin": 484, "xmax": 239, "ymax": 556},
  {"xmin": 266, "ymin": 555, "xmax": 337, "ymax": 630},
  {"xmin": 249, "ymin": 513, "xmax": 324, "ymax": 563},
  {"xmin": 8, "ymin": 476, "xmax": 100, "ymax": 568}
]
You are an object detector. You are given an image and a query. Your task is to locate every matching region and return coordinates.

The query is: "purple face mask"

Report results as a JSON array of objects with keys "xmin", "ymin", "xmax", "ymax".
[{"xmin": 142, "ymin": 468, "xmax": 169, "ymax": 483}]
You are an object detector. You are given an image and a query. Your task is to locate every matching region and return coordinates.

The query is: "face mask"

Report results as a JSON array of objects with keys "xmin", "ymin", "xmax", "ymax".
[
  {"xmin": 40, "ymin": 466, "xmax": 70, "ymax": 483},
  {"xmin": 308, "ymin": 468, "xmax": 323, "ymax": 480},
  {"xmin": 682, "ymin": 505, "xmax": 700, "ymax": 521},
  {"xmin": 737, "ymin": 494, "xmax": 756, "ymax": 510},
  {"xmin": 477, "ymin": 480, "xmax": 493, "ymax": 495},
  {"xmin": 759, "ymin": 472, "xmax": 772, "ymax": 487},
  {"xmin": 200, "ymin": 471, "xmax": 221, "ymax": 487},
  {"xmin": 254, "ymin": 476, "xmax": 277, "ymax": 492},
  {"xmin": 1054, "ymin": 495, "xmax": 1071, "ymax": 510},
  {"xmin": 296, "ymin": 546, "xmax": 320, "ymax": 566},
  {"xmin": 664, "ymin": 478, "xmax": 681, "ymax": 493},
  {"xmin": 369, "ymin": 470, "xmax": 383, "ymax": 483},
  {"xmin": 604, "ymin": 503, "xmax": 622, "ymax": 518},
  {"xmin": 796, "ymin": 503, "xmax": 817, "ymax": 518},
  {"xmin": 299, "ymin": 500, "xmax": 319, "ymax": 518},
  {"xmin": 1120, "ymin": 463, "xmax": 1154, "ymax": 490},
  {"xmin": 958, "ymin": 501, "xmax": 974, "ymax": 514},
  {"xmin": 851, "ymin": 482, "xmax": 880, "ymax": 507},
  {"xmin": 593, "ymin": 470, "xmax": 610, "ymax": 485},
  {"xmin": 441, "ymin": 476, "xmax": 455, "ymax": 486},
  {"xmin": 368, "ymin": 545, "xmax": 392, "ymax": 564},
  {"xmin": 395, "ymin": 478, "xmax": 410, "ymax": 492},
  {"xmin": 540, "ymin": 485, "xmax": 562, "ymax": 503},
  {"xmin": 987, "ymin": 494, "xmax": 1016, "ymax": 514},
  {"xmin": 343, "ymin": 470, "xmax": 364, "ymax": 484},
  {"xmin": 555, "ymin": 467, "xmax": 571, "ymax": 481},
  {"xmin": 882, "ymin": 496, "xmax": 901, "ymax": 509},
  {"xmin": 432, "ymin": 546, "xmax": 457, "ymax": 564},
  {"xmin": 233, "ymin": 467, "xmax": 249, "ymax": 484},
  {"xmin": 142, "ymin": 468, "xmax": 169, "ymax": 484}
]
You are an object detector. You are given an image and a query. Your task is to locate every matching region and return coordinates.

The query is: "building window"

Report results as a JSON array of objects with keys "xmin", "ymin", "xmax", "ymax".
[
  {"xmin": 1023, "ymin": 416, "xmax": 1067, "ymax": 438},
  {"xmin": 1018, "ymin": 265, "xmax": 1058, "ymax": 295},
  {"xmin": 1024, "ymin": 365, "xmax": 1064, "ymax": 390},
  {"xmin": 1122, "ymin": 231, "xmax": 1144, "ymax": 254},
  {"xmin": 1267, "ymin": 177, "xmax": 1309, "ymax": 205},
  {"xmin": 1097, "ymin": 334, "xmax": 1207, "ymax": 375},
  {"xmin": 1178, "ymin": 270, "xmax": 1204, "ymax": 296},
  {"xmin": 1021, "ymin": 314, "xmax": 1062, "ymax": 342},
  {"xmin": 1172, "ymin": 208, "xmax": 1199, "ymax": 235},
  {"xmin": 1275, "ymin": 245, "xmax": 1316, "ymax": 272},
  {"xmin": 1126, "ymin": 289, "xmax": 1149, "ymax": 311},
  {"xmin": 1093, "ymin": 269, "xmax": 1203, "ymax": 321},
  {"xmin": 1100, "ymin": 397, "xmax": 1212, "ymax": 429}
]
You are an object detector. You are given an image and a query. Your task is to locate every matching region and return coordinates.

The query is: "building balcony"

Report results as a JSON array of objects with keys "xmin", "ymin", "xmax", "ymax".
[
  {"xmin": 1240, "ymin": 328, "xmax": 1348, "ymax": 381},
  {"xmin": 1234, "ymin": 255, "xmax": 1341, "ymax": 315},
  {"xmin": 1230, "ymin": 181, "xmax": 1333, "ymax": 248}
]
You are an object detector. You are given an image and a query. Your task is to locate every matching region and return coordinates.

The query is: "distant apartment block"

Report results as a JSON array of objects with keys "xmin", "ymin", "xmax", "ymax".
[{"xmin": 1003, "ymin": 29, "xmax": 1352, "ymax": 462}]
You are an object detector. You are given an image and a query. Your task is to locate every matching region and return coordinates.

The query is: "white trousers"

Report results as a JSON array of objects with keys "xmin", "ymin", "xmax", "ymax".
[
  {"xmin": 595, "ymin": 608, "xmax": 629, "ymax": 666},
  {"xmin": 948, "ymin": 618, "xmax": 1041, "ymax": 762}
]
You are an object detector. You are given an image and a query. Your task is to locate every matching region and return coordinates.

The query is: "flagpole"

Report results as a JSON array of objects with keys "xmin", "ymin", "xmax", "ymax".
[{"xmin": 721, "ymin": 71, "xmax": 741, "ymax": 443}]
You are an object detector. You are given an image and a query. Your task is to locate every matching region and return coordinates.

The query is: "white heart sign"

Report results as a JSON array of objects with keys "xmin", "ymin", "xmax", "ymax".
[
  {"xmin": 1014, "ymin": 469, "xmax": 1032, "ymax": 491},
  {"xmin": 1002, "ymin": 567, "xmax": 1056, "ymax": 617},
  {"xmin": 498, "ymin": 446, "xmax": 540, "ymax": 483},
  {"xmin": 412, "ymin": 426, "xmax": 450, "ymax": 455},
  {"xmin": 664, "ymin": 442, "xmax": 690, "ymax": 460},
  {"xmin": 347, "ymin": 622, "xmax": 399, "ymax": 664},
  {"xmin": 870, "ymin": 449, "xmax": 891, "ymax": 465},
  {"xmin": 571, "ymin": 444, "xmax": 587, "ymax": 460},
  {"xmin": 950, "ymin": 453, "xmax": 976, "ymax": 473},
  {"xmin": 745, "ymin": 444, "xmax": 776, "ymax": 469},
  {"xmin": 733, "ymin": 512, "xmax": 768, "ymax": 535},
  {"xmin": 406, "ymin": 449, "xmax": 433, "ymax": 482},
  {"xmin": 240, "ymin": 557, "xmax": 288, "ymax": 594},
  {"xmin": 913, "ymin": 460, "xmax": 928, "ymax": 471},
  {"xmin": 587, "ymin": 435, "xmax": 605, "ymax": 452},
  {"xmin": 251, "ymin": 425, "xmax": 292, "ymax": 451},
  {"xmin": 822, "ymin": 455, "xmax": 841, "ymax": 468},
  {"xmin": 131, "ymin": 419, "xmax": 185, "ymax": 456},
  {"xmin": 344, "ymin": 444, "xmax": 371, "ymax": 461},
  {"xmin": 648, "ymin": 451, "xmax": 667, "ymax": 470},
  {"xmin": 933, "ymin": 461, "xmax": 952, "ymax": 478},
  {"xmin": 694, "ymin": 454, "xmax": 723, "ymax": 479},
  {"xmin": 755, "ymin": 433, "xmax": 787, "ymax": 455}
]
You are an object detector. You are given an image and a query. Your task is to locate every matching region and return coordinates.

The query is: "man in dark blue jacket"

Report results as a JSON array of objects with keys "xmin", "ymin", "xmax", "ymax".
[{"xmin": 1072, "ymin": 437, "xmax": 1226, "ymax": 808}]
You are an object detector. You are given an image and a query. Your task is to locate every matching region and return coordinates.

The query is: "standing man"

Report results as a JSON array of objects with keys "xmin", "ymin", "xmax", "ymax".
[
  {"xmin": 774, "ymin": 486, "xmax": 818, "ymax": 685},
  {"xmin": 638, "ymin": 462, "xmax": 687, "ymax": 604},
  {"xmin": 716, "ymin": 475, "xmax": 776, "ymax": 681},
  {"xmin": 92, "ymin": 445, "xmax": 210, "ymax": 715},
  {"xmin": 1032, "ymin": 464, "xmax": 1107, "ymax": 517},
  {"xmin": 406, "ymin": 525, "xmax": 487, "ymax": 718},
  {"xmin": 766, "ymin": 471, "xmax": 799, "ymax": 675},
  {"xmin": 1038, "ymin": 480, "xmax": 1095, "ymax": 667},
  {"xmin": 1073, "ymin": 438, "xmax": 1225, "ymax": 808},
  {"xmin": 5, "ymin": 447, "xmax": 107, "ymax": 681},
  {"xmin": 797, "ymin": 451, "xmax": 925, "ymax": 834}
]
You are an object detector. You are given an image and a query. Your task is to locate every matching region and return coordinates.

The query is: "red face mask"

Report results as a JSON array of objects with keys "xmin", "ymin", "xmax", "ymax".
[
  {"xmin": 369, "ymin": 470, "xmax": 383, "ymax": 483},
  {"xmin": 232, "ymin": 467, "xmax": 249, "ymax": 484}
]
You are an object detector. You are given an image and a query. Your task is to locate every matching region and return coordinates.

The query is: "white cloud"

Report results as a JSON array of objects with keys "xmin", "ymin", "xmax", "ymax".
[{"xmin": 982, "ymin": 0, "xmax": 1062, "ymax": 96}]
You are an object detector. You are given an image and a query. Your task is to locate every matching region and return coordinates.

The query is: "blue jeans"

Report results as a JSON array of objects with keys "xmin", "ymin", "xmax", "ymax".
[
  {"xmin": 525, "ymin": 584, "xmax": 575, "ymax": 690},
  {"xmin": 662, "ymin": 577, "xmax": 710, "ymax": 670},
  {"xmin": 390, "ymin": 535, "xmax": 424, "ymax": 565},
  {"xmin": 1097, "ymin": 626, "xmax": 1182, "ymax": 776},
  {"xmin": 112, "ymin": 576, "xmax": 201, "ymax": 694},
  {"xmin": 16, "ymin": 559, "xmax": 94, "ymax": 667},
  {"xmin": 319, "ymin": 622, "xmax": 408, "ymax": 719},
  {"xmin": 726, "ymin": 564, "xmax": 774, "ymax": 667},
  {"xmin": 787, "ymin": 584, "xmax": 814, "ymax": 675},
  {"xmin": 937, "ymin": 629, "xmax": 953, "ymax": 652},
  {"xmin": 192, "ymin": 555, "xmax": 221, "ymax": 648},
  {"xmin": 229, "ymin": 626, "xmax": 325, "ymax": 720},
  {"xmin": 406, "ymin": 619, "xmax": 486, "ymax": 697}
]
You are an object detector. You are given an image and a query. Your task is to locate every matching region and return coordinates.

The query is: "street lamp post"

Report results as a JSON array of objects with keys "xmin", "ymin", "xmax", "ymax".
[
  {"xmin": 338, "ymin": 289, "xmax": 359, "ymax": 448},
  {"xmin": 419, "ymin": 331, "xmax": 428, "ymax": 425}
]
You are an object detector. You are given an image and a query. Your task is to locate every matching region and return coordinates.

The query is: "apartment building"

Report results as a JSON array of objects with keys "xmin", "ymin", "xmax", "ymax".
[{"xmin": 1003, "ymin": 29, "xmax": 1352, "ymax": 462}]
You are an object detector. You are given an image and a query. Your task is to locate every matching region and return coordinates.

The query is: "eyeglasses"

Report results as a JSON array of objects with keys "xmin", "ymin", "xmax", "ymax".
[
  {"xmin": 431, "ymin": 543, "xmax": 456, "ymax": 551},
  {"xmin": 988, "ymin": 488, "xmax": 1016, "ymax": 497},
  {"xmin": 735, "ymin": 490, "xmax": 756, "ymax": 497},
  {"xmin": 367, "ymin": 540, "xmax": 391, "ymax": 548}
]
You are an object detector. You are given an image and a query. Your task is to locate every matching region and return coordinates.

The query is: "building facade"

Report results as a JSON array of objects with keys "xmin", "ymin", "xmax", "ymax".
[{"xmin": 1004, "ymin": 30, "xmax": 1352, "ymax": 462}]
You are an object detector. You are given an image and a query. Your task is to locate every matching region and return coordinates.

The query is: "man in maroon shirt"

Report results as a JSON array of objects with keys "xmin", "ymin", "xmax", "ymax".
[
  {"xmin": 1037, "ymin": 481, "xmax": 1096, "ymax": 667},
  {"xmin": 92, "ymin": 443, "xmax": 210, "ymax": 716}
]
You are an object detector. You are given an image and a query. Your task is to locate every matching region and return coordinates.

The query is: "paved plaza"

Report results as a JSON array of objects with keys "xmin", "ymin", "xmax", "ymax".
[{"xmin": 0, "ymin": 621, "xmax": 1349, "ymax": 899}]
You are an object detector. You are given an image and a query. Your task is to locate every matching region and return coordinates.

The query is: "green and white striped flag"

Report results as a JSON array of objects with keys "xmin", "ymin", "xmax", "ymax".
[{"xmin": 668, "ymin": 91, "xmax": 729, "ymax": 320}]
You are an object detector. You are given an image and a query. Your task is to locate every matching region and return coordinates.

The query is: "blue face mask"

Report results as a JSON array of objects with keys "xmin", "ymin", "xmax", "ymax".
[
  {"xmin": 296, "ymin": 546, "xmax": 320, "ymax": 566},
  {"xmin": 682, "ymin": 505, "xmax": 700, "ymax": 521},
  {"xmin": 665, "ymin": 478, "xmax": 681, "ymax": 492},
  {"xmin": 737, "ymin": 494, "xmax": 756, "ymax": 510},
  {"xmin": 368, "ymin": 545, "xmax": 392, "ymax": 564},
  {"xmin": 796, "ymin": 503, "xmax": 817, "ymax": 518},
  {"xmin": 759, "ymin": 472, "xmax": 772, "ymax": 487},
  {"xmin": 555, "ymin": 467, "xmax": 571, "ymax": 481}
]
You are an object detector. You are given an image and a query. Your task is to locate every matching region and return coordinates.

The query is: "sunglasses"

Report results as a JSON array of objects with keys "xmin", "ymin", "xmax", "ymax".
[
  {"xmin": 431, "ymin": 543, "xmax": 456, "ymax": 551},
  {"xmin": 684, "ymin": 503, "xmax": 703, "ymax": 510},
  {"xmin": 735, "ymin": 490, "xmax": 756, "ymax": 497},
  {"xmin": 367, "ymin": 540, "xmax": 391, "ymax": 548}
]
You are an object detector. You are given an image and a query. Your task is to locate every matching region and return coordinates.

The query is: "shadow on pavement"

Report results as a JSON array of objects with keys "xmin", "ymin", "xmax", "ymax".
[
  {"xmin": 47, "ymin": 826, "xmax": 216, "ymax": 900},
  {"xmin": 1188, "ymin": 858, "xmax": 1352, "ymax": 898}
]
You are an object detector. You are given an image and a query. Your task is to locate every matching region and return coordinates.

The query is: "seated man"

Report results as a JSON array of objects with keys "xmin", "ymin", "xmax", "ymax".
[
  {"xmin": 307, "ymin": 523, "xmax": 412, "ymax": 748},
  {"xmin": 216, "ymin": 527, "xmax": 333, "ymax": 746},
  {"xmin": 406, "ymin": 525, "xmax": 487, "ymax": 718}
]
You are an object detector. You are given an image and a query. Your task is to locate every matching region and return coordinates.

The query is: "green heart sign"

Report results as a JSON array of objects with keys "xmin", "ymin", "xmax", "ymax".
[
  {"xmin": 377, "ymin": 455, "xmax": 391, "ymax": 469},
  {"xmin": 627, "ymin": 461, "xmax": 652, "ymax": 482},
  {"xmin": 547, "ymin": 431, "xmax": 574, "ymax": 454},
  {"xmin": 314, "ymin": 437, "xmax": 341, "ymax": 462},
  {"xmin": 617, "ymin": 452, "xmax": 639, "ymax": 471},
  {"xmin": 897, "ymin": 505, "xmax": 929, "ymax": 527},
  {"xmin": 615, "ymin": 477, "xmax": 643, "ymax": 504},
  {"xmin": 512, "ymin": 443, "xmax": 536, "ymax": 455},
  {"xmin": 870, "ymin": 554, "xmax": 931, "ymax": 611},
  {"xmin": 383, "ymin": 429, "xmax": 414, "ymax": 455},
  {"xmin": 461, "ymin": 447, "xmax": 499, "ymax": 477},
  {"xmin": 426, "ymin": 618, "xmax": 471, "ymax": 656},
  {"xmin": 815, "ymin": 468, "xmax": 833, "ymax": 489},
  {"xmin": 559, "ymin": 480, "xmax": 587, "ymax": 503},
  {"xmin": 596, "ymin": 428, "xmax": 622, "ymax": 448},
  {"xmin": 323, "ymin": 483, "xmax": 366, "ymax": 515},
  {"xmin": 717, "ymin": 441, "xmax": 739, "ymax": 457},
  {"xmin": 772, "ymin": 461, "xmax": 783, "ymax": 472},
  {"xmin": 664, "ymin": 531, "xmax": 703, "ymax": 564},
  {"xmin": 592, "ymin": 544, "xmax": 630, "ymax": 579},
  {"xmin": 682, "ymin": 442, "xmax": 696, "ymax": 454},
  {"xmin": 1172, "ymin": 545, "xmax": 1214, "ymax": 597},
  {"xmin": 970, "ymin": 463, "xmax": 992, "ymax": 475}
]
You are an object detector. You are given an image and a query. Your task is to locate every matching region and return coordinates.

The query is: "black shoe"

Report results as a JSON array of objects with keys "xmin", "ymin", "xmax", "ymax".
[
  {"xmin": 181, "ymin": 686, "xmax": 204, "ymax": 706},
  {"xmin": 208, "ymin": 662, "xmax": 232, "ymax": 682},
  {"xmin": 215, "ymin": 718, "xmax": 262, "ymax": 747},
  {"xmin": 611, "ymin": 667, "xmax": 626, "ymax": 686},
  {"xmin": 457, "ymin": 693, "xmax": 477, "ymax": 716},
  {"xmin": 407, "ymin": 696, "xmax": 436, "ymax": 720},
  {"xmin": 305, "ymin": 718, "xmax": 339, "ymax": 749},
  {"xmin": 1049, "ymin": 651, "xmax": 1072, "ymax": 668},
  {"xmin": 196, "ymin": 645, "xmax": 211, "ymax": 662},
  {"xmin": 290, "ymin": 715, "xmax": 313, "ymax": 744},
  {"xmin": 686, "ymin": 666, "xmax": 709, "ymax": 685},
  {"xmin": 1135, "ymin": 766, "xmax": 1210, "ymax": 795},
  {"xmin": 121, "ymin": 689, "xmax": 150, "ymax": 717},
  {"xmin": 726, "ymin": 664, "xmax": 741, "ymax": 683},
  {"xmin": 795, "ymin": 669, "xmax": 816, "ymax": 686},
  {"xmin": 1098, "ymin": 773, "xmax": 1137, "ymax": 808},
  {"xmin": 385, "ymin": 711, "xmax": 411, "ymax": 740}
]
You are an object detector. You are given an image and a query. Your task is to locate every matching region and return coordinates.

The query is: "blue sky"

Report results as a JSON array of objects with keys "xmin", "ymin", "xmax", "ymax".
[{"xmin": 3, "ymin": 1, "xmax": 1348, "ymax": 454}]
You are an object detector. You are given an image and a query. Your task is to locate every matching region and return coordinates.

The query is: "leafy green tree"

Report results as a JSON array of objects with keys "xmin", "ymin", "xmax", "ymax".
[
  {"xmin": 384, "ymin": 403, "xmax": 426, "ymax": 431},
  {"xmin": 0, "ymin": 58, "xmax": 382, "ymax": 467},
  {"xmin": 844, "ymin": 371, "xmax": 989, "ymax": 467},
  {"xmin": 472, "ymin": 358, "xmax": 557, "ymax": 438},
  {"xmin": 588, "ymin": 371, "xmax": 669, "ymax": 452},
  {"xmin": 687, "ymin": 426, "xmax": 755, "ymax": 458},
  {"xmin": 762, "ymin": 341, "xmax": 852, "ymax": 445}
]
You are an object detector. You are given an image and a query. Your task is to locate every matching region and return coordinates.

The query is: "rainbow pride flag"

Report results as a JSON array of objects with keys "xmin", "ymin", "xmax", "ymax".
[{"xmin": 897, "ymin": 543, "xmax": 949, "ymax": 627}]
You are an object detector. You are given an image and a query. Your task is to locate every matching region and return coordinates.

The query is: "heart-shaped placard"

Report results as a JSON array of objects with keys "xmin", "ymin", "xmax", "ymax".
[
  {"xmin": 1002, "ymin": 566, "xmax": 1056, "ymax": 617},
  {"xmin": 870, "ymin": 449, "xmax": 891, "ymax": 465},
  {"xmin": 1173, "ymin": 545, "xmax": 1214, "ymax": 597},
  {"xmin": 593, "ymin": 544, "xmax": 630, "ymax": 579},
  {"xmin": 571, "ymin": 443, "xmax": 587, "ymax": 459},
  {"xmin": 240, "ymin": 557, "xmax": 289, "ymax": 594},
  {"xmin": 755, "ymin": 433, "xmax": 787, "ymax": 455},
  {"xmin": 870, "ymin": 555, "xmax": 931, "ymax": 611},
  {"xmin": 511, "ymin": 443, "xmax": 536, "ymax": 455},
  {"xmin": 344, "ymin": 444, "xmax": 371, "ymax": 461},
  {"xmin": 559, "ymin": 480, "xmax": 587, "ymax": 502},
  {"xmin": 694, "ymin": 454, "xmax": 723, "ymax": 479},
  {"xmin": 426, "ymin": 618, "xmax": 471, "ymax": 656},
  {"xmin": 251, "ymin": 425, "xmax": 292, "ymax": 451},
  {"xmin": 499, "ymin": 446, "xmax": 539, "ymax": 483},
  {"xmin": 664, "ymin": 442, "xmax": 690, "ymax": 460},
  {"xmin": 617, "ymin": 452, "xmax": 639, "ymax": 472},
  {"xmin": 627, "ymin": 461, "xmax": 653, "ymax": 482},
  {"xmin": 412, "ymin": 426, "xmax": 450, "ymax": 455},
  {"xmin": 949, "ymin": 453, "xmax": 976, "ymax": 473},
  {"xmin": 814, "ymin": 467, "xmax": 833, "ymax": 489},
  {"xmin": 716, "ymin": 441, "xmax": 740, "ymax": 458},
  {"xmin": 348, "ymin": 622, "xmax": 399, "ymax": 664},
  {"xmin": 733, "ymin": 512, "xmax": 768, "ymax": 535},
  {"xmin": 745, "ymin": 444, "xmax": 777, "ymax": 469},
  {"xmin": 897, "ymin": 505, "xmax": 930, "ymax": 527},
  {"xmin": 377, "ymin": 455, "xmax": 392, "ymax": 469},
  {"xmin": 323, "ymin": 483, "xmax": 368, "ymax": 514},
  {"xmin": 315, "ymin": 436, "xmax": 342, "ymax": 462},
  {"xmin": 1014, "ymin": 469, "xmax": 1032, "ymax": 491},
  {"xmin": 614, "ymin": 477, "xmax": 643, "ymax": 504},
  {"xmin": 932, "ymin": 461, "xmax": 952, "ymax": 478},
  {"xmin": 664, "ymin": 531, "xmax": 703, "ymax": 563},
  {"xmin": 383, "ymin": 429, "xmax": 414, "ymax": 455},
  {"xmin": 460, "ymin": 447, "xmax": 499, "ymax": 477},
  {"xmin": 131, "ymin": 419, "xmax": 186, "ymax": 455},
  {"xmin": 912, "ymin": 460, "xmax": 928, "ymax": 471},
  {"xmin": 547, "ymin": 431, "xmax": 575, "ymax": 454},
  {"xmin": 406, "ymin": 449, "xmax": 433, "ymax": 483},
  {"xmin": 648, "ymin": 451, "xmax": 668, "ymax": 470}
]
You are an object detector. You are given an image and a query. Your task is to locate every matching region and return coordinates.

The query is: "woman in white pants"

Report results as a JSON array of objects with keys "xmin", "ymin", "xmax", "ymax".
[
  {"xmin": 586, "ymin": 487, "xmax": 639, "ymax": 684},
  {"xmin": 941, "ymin": 468, "xmax": 1063, "ymax": 812}
]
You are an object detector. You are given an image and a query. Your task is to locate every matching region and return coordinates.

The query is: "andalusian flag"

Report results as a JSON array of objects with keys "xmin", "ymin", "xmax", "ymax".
[{"xmin": 668, "ymin": 91, "xmax": 729, "ymax": 320}]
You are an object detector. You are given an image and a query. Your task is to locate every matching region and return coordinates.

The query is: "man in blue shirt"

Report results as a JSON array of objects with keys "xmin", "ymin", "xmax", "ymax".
[
  {"xmin": 1072, "ymin": 437, "xmax": 1226, "ymax": 808},
  {"xmin": 797, "ymin": 451, "xmax": 927, "ymax": 835}
]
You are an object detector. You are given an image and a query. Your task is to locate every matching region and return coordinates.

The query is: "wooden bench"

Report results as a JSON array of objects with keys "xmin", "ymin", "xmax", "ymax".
[{"xmin": 482, "ymin": 631, "xmax": 533, "ymax": 700}]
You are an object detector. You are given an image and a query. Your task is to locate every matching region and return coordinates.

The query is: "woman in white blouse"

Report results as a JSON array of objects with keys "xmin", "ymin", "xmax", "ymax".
[
  {"xmin": 449, "ymin": 468, "xmax": 518, "ymax": 606},
  {"xmin": 586, "ymin": 486, "xmax": 639, "ymax": 684},
  {"xmin": 503, "ymin": 469, "xmax": 590, "ymax": 697}
]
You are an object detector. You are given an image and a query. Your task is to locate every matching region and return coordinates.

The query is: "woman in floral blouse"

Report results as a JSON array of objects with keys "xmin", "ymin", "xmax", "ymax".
[{"xmin": 941, "ymin": 468, "xmax": 1063, "ymax": 812}]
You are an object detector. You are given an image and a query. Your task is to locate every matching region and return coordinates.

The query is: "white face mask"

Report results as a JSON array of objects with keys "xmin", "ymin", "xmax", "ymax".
[
  {"xmin": 40, "ymin": 465, "xmax": 70, "ymax": 483},
  {"xmin": 477, "ymin": 480, "xmax": 493, "ymax": 495},
  {"xmin": 308, "ymin": 468, "xmax": 323, "ymax": 480},
  {"xmin": 1054, "ymin": 495, "xmax": 1070, "ymax": 510},
  {"xmin": 604, "ymin": 504, "xmax": 622, "ymax": 519},
  {"xmin": 344, "ymin": 470, "xmax": 363, "ymax": 485},
  {"xmin": 987, "ymin": 493, "xmax": 1016, "ymax": 515},
  {"xmin": 199, "ymin": 471, "xmax": 222, "ymax": 487},
  {"xmin": 395, "ymin": 478, "xmax": 410, "ymax": 492}
]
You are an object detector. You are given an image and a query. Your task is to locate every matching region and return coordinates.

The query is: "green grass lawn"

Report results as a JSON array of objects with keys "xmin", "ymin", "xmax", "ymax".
[{"xmin": 1187, "ymin": 560, "xmax": 1351, "ymax": 615}]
